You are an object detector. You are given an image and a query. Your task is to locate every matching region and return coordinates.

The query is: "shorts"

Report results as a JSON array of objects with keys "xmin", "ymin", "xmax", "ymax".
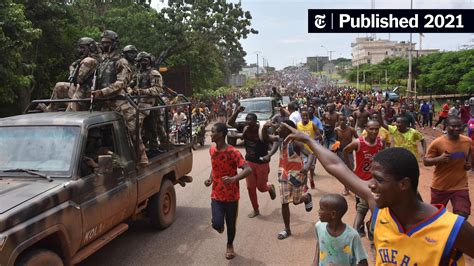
[
  {"xmin": 278, "ymin": 173, "xmax": 305, "ymax": 204},
  {"xmin": 356, "ymin": 196, "xmax": 369, "ymax": 214},
  {"xmin": 430, "ymin": 188, "xmax": 471, "ymax": 215}
]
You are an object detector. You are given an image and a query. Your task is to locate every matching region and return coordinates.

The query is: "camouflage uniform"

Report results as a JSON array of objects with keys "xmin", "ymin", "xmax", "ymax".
[
  {"xmin": 135, "ymin": 65, "xmax": 163, "ymax": 150},
  {"xmin": 42, "ymin": 61, "xmax": 78, "ymax": 112},
  {"xmin": 66, "ymin": 55, "xmax": 101, "ymax": 111},
  {"xmin": 95, "ymin": 49, "xmax": 148, "ymax": 166}
]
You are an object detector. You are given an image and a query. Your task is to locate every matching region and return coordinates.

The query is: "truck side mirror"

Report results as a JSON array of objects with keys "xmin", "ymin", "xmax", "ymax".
[{"xmin": 97, "ymin": 155, "xmax": 113, "ymax": 175}]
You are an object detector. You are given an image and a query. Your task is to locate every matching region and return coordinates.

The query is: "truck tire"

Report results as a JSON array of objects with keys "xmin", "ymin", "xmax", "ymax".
[
  {"xmin": 16, "ymin": 249, "xmax": 63, "ymax": 266},
  {"xmin": 227, "ymin": 136, "xmax": 237, "ymax": 146},
  {"xmin": 148, "ymin": 179, "xmax": 176, "ymax": 229}
]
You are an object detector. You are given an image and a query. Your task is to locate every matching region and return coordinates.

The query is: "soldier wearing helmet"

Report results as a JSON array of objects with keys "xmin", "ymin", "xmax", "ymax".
[
  {"xmin": 66, "ymin": 37, "xmax": 102, "ymax": 111},
  {"xmin": 39, "ymin": 37, "xmax": 101, "ymax": 112},
  {"xmin": 131, "ymin": 51, "xmax": 164, "ymax": 154},
  {"xmin": 123, "ymin": 44, "xmax": 139, "ymax": 93},
  {"xmin": 122, "ymin": 45, "xmax": 138, "ymax": 65},
  {"xmin": 91, "ymin": 30, "xmax": 148, "ymax": 167}
]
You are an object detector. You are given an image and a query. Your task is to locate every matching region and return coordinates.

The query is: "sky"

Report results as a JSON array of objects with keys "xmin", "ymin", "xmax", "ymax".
[{"xmin": 151, "ymin": 0, "xmax": 474, "ymax": 70}]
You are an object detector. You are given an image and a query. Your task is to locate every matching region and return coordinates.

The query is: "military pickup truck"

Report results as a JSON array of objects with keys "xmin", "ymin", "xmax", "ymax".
[{"xmin": 0, "ymin": 98, "xmax": 193, "ymax": 265}]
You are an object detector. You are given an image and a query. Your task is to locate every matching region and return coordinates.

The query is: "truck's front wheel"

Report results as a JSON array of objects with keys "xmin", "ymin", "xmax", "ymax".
[
  {"xmin": 16, "ymin": 249, "xmax": 63, "ymax": 266},
  {"xmin": 148, "ymin": 179, "xmax": 176, "ymax": 229}
]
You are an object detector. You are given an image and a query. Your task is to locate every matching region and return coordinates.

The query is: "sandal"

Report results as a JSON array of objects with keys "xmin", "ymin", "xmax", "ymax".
[
  {"xmin": 277, "ymin": 229, "xmax": 291, "ymax": 240},
  {"xmin": 305, "ymin": 193, "xmax": 313, "ymax": 212},
  {"xmin": 248, "ymin": 210, "xmax": 260, "ymax": 218}
]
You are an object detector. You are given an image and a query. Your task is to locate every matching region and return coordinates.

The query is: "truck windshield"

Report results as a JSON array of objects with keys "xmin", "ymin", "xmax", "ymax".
[
  {"xmin": 0, "ymin": 126, "xmax": 79, "ymax": 174},
  {"xmin": 240, "ymin": 100, "xmax": 272, "ymax": 113}
]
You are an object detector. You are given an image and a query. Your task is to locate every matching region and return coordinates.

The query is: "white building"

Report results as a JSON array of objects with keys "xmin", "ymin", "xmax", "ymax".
[
  {"xmin": 351, "ymin": 37, "xmax": 439, "ymax": 66},
  {"xmin": 239, "ymin": 65, "xmax": 267, "ymax": 78}
]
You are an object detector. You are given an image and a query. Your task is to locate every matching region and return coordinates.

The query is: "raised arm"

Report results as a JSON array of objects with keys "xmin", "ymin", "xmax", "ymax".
[{"xmin": 227, "ymin": 105, "xmax": 244, "ymax": 128}]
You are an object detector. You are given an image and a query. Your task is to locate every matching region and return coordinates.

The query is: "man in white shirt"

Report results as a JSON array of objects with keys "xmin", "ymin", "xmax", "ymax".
[
  {"xmin": 288, "ymin": 102, "xmax": 302, "ymax": 125},
  {"xmin": 173, "ymin": 108, "xmax": 187, "ymax": 126}
]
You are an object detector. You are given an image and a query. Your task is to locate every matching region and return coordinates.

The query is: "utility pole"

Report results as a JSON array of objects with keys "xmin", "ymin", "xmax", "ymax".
[
  {"xmin": 255, "ymin": 51, "xmax": 261, "ymax": 77},
  {"xmin": 357, "ymin": 63, "xmax": 360, "ymax": 89},
  {"xmin": 407, "ymin": 0, "xmax": 413, "ymax": 97}
]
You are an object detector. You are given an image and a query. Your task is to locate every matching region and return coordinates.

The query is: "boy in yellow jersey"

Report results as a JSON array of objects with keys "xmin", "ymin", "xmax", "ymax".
[
  {"xmin": 282, "ymin": 124, "xmax": 474, "ymax": 265},
  {"xmin": 297, "ymin": 110, "xmax": 320, "ymax": 190}
]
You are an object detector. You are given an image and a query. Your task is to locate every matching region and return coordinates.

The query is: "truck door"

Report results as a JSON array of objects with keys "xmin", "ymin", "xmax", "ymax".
[{"xmin": 78, "ymin": 123, "xmax": 134, "ymax": 245}]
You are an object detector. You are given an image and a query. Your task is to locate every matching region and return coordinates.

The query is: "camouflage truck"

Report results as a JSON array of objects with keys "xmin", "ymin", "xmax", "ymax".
[{"xmin": 0, "ymin": 98, "xmax": 193, "ymax": 265}]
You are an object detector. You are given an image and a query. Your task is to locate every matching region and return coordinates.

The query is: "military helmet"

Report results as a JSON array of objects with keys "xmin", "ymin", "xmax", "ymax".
[
  {"xmin": 122, "ymin": 45, "xmax": 138, "ymax": 53},
  {"xmin": 101, "ymin": 30, "xmax": 119, "ymax": 41},
  {"xmin": 136, "ymin": 51, "xmax": 152, "ymax": 62},
  {"xmin": 77, "ymin": 37, "xmax": 98, "ymax": 53}
]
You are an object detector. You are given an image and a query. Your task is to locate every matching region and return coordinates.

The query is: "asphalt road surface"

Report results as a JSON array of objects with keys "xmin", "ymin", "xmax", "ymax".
[{"xmin": 81, "ymin": 129, "xmax": 474, "ymax": 265}]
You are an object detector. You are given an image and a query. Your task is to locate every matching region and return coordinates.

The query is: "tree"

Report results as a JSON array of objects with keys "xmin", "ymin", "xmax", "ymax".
[
  {"xmin": 0, "ymin": 1, "xmax": 41, "ymax": 115},
  {"xmin": 459, "ymin": 69, "xmax": 474, "ymax": 94}
]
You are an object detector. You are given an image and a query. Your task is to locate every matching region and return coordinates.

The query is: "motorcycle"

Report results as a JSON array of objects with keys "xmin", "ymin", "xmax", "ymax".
[
  {"xmin": 191, "ymin": 121, "xmax": 205, "ymax": 150},
  {"xmin": 169, "ymin": 119, "xmax": 191, "ymax": 145}
]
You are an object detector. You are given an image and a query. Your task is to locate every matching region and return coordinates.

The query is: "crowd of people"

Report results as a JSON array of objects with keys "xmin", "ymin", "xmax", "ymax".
[{"xmin": 204, "ymin": 66, "xmax": 474, "ymax": 265}]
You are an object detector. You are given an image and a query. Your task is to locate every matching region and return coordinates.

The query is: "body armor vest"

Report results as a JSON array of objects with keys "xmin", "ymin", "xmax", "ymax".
[
  {"xmin": 137, "ymin": 69, "xmax": 152, "ymax": 89},
  {"xmin": 96, "ymin": 57, "xmax": 118, "ymax": 90}
]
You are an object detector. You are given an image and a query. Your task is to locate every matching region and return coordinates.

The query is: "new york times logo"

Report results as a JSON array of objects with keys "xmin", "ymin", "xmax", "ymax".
[
  {"xmin": 314, "ymin": 14, "xmax": 326, "ymax": 29},
  {"xmin": 308, "ymin": 9, "xmax": 474, "ymax": 33}
]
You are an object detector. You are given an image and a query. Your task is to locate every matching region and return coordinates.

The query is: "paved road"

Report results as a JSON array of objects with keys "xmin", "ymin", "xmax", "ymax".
[
  {"xmin": 81, "ymin": 136, "xmax": 324, "ymax": 265},
  {"xmin": 81, "ymin": 130, "xmax": 474, "ymax": 265}
]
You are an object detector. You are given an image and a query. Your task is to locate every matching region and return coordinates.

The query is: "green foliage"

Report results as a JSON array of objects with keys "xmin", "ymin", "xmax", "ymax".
[
  {"xmin": 343, "ymin": 49, "xmax": 474, "ymax": 95},
  {"xmin": 459, "ymin": 69, "xmax": 474, "ymax": 94},
  {"xmin": 1, "ymin": 0, "xmax": 257, "ymax": 115}
]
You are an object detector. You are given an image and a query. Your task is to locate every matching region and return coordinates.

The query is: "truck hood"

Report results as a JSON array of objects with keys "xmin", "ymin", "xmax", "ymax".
[
  {"xmin": 235, "ymin": 112, "xmax": 272, "ymax": 123},
  {"xmin": 0, "ymin": 179, "xmax": 61, "ymax": 214}
]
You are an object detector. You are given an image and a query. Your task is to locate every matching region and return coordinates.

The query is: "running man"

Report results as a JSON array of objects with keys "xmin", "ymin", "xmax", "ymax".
[
  {"xmin": 297, "ymin": 110, "xmax": 320, "ymax": 190},
  {"xmin": 424, "ymin": 116, "xmax": 472, "ymax": 218},
  {"xmin": 267, "ymin": 119, "xmax": 314, "ymax": 240},
  {"xmin": 228, "ymin": 106, "xmax": 277, "ymax": 218},
  {"xmin": 343, "ymin": 120, "xmax": 384, "ymax": 238},
  {"xmin": 334, "ymin": 115, "xmax": 358, "ymax": 195},
  {"xmin": 204, "ymin": 123, "xmax": 252, "ymax": 260}
]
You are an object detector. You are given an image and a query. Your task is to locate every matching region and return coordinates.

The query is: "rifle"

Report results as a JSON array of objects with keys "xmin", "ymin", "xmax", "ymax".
[
  {"xmin": 68, "ymin": 59, "xmax": 81, "ymax": 86},
  {"xmin": 89, "ymin": 70, "xmax": 97, "ymax": 113},
  {"xmin": 154, "ymin": 46, "xmax": 172, "ymax": 68}
]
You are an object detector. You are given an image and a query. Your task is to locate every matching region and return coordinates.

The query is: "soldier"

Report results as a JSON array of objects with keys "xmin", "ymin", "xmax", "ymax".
[
  {"xmin": 90, "ymin": 30, "xmax": 148, "ymax": 167},
  {"xmin": 122, "ymin": 45, "xmax": 138, "ymax": 66},
  {"xmin": 131, "ymin": 51, "xmax": 162, "ymax": 155},
  {"xmin": 66, "ymin": 37, "xmax": 101, "ymax": 111},
  {"xmin": 40, "ymin": 37, "xmax": 100, "ymax": 112}
]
